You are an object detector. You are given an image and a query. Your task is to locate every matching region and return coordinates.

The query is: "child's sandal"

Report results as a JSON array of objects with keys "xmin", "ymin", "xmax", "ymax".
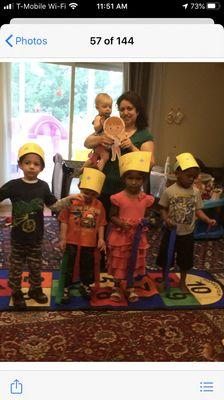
[
  {"xmin": 61, "ymin": 288, "xmax": 71, "ymax": 304},
  {"xmin": 126, "ymin": 288, "xmax": 139, "ymax": 303},
  {"xmin": 110, "ymin": 288, "xmax": 121, "ymax": 302}
]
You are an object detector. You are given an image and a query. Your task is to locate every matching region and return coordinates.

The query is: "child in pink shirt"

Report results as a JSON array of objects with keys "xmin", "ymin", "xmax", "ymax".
[{"xmin": 107, "ymin": 153, "xmax": 154, "ymax": 302}]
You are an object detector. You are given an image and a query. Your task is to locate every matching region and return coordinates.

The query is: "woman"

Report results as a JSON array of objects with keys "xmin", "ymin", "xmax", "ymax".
[{"xmin": 84, "ymin": 91, "xmax": 155, "ymax": 217}]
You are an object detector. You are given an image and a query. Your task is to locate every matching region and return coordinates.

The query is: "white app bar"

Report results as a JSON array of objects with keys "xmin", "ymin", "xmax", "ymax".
[{"xmin": 0, "ymin": 369, "xmax": 224, "ymax": 399}]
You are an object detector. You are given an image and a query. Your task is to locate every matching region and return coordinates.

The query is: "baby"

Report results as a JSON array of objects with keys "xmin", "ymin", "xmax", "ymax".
[
  {"xmin": 93, "ymin": 93, "xmax": 113, "ymax": 134},
  {"xmin": 82, "ymin": 93, "xmax": 113, "ymax": 172}
]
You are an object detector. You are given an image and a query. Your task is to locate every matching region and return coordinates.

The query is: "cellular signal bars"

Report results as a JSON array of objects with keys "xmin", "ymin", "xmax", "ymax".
[{"xmin": 3, "ymin": 3, "xmax": 14, "ymax": 9}]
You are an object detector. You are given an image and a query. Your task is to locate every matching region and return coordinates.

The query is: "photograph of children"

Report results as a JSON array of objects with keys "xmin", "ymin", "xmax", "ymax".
[{"xmin": 0, "ymin": 61, "xmax": 224, "ymax": 362}]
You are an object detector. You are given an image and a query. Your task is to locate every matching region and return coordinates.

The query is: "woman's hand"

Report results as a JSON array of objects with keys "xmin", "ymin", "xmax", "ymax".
[
  {"xmin": 84, "ymin": 133, "xmax": 114, "ymax": 149},
  {"xmin": 99, "ymin": 134, "xmax": 114, "ymax": 147},
  {"xmin": 120, "ymin": 137, "xmax": 134, "ymax": 150}
]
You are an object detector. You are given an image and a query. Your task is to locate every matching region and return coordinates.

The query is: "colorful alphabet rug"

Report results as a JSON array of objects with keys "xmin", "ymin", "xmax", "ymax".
[{"xmin": 1, "ymin": 269, "xmax": 224, "ymax": 311}]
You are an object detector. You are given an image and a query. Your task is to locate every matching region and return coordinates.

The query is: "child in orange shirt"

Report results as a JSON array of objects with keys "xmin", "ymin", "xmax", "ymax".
[{"xmin": 58, "ymin": 168, "xmax": 107, "ymax": 302}]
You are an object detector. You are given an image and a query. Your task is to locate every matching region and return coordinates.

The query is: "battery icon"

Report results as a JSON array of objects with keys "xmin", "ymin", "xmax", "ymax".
[{"xmin": 206, "ymin": 2, "xmax": 221, "ymax": 9}]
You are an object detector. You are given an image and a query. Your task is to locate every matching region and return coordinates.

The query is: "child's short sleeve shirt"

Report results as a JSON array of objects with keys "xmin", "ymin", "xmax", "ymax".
[
  {"xmin": 159, "ymin": 182, "xmax": 203, "ymax": 235},
  {"xmin": 58, "ymin": 198, "xmax": 107, "ymax": 247}
]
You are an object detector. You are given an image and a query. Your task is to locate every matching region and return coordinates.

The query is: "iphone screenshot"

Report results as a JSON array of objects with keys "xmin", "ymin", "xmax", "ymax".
[{"xmin": 0, "ymin": 0, "xmax": 224, "ymax": 399}]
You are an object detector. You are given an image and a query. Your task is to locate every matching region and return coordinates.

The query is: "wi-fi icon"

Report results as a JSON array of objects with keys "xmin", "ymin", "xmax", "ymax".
[{"xmin": 69, "ymin": 2, "xmax": 78, "ymax": 9}]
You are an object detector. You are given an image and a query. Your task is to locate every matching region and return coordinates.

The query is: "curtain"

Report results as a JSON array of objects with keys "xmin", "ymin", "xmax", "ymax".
[
  {"xmin": 123, "ymin": 62, "xmax": 164, "ymax": 134},
  {"xmin": 0, "ymin": 63, "xmax": 11, "ymax": 186},
  {"xmin": 123, "ymin": 62, "xmax": 152, "ymax": 116},
  {"xmin": 122, "ymin": 63, "xmax": 130, "ymax": 92},
  {"xmin": 123, "ymin": 62, "xmax": 165, "ymax": 192},
  {"xmin": 123, "ymin": 62, "xmax": 164, "ymax": 137}
]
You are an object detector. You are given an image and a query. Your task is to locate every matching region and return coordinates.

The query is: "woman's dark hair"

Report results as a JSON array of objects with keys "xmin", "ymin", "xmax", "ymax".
[{"xmin": 116, "ymin": 91, "xmax": 148, "ymax": 130}]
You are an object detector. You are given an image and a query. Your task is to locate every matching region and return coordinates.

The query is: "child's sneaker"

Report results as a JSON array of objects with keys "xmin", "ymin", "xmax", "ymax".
[
  {"xmin": 79, "ymin": 284, "xmax": 91, "ymax": 299},
  {"xmin": 12, "ymin": 290, "xmax": 27, "ymax": 310},
  {"xmin": 126, "ymin": 288, "xmax": 139, "ymax": 303},
  {"xmin": 110, "ymin": 287, "xmax": 121, "ymax": 302},
  {"xmin": 28, "ymin": 287, "xmax": 48, "ymax": 303}
]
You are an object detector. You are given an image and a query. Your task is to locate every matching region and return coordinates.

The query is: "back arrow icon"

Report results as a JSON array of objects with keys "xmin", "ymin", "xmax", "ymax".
[{"xmin": 6, "ymin": 34, "xmax": 13, "ymax": 47}]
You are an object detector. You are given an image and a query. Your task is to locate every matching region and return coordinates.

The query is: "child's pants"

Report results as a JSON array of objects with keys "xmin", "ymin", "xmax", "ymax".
[
  {"xmin": 64, "ymin": 244, "xmax": 95, "ymax": 287},
  {"xmin": 8, "ymin": 240, "xmax": 43, "ymax": 291},
  {"xmin": 156, "ymin": 229, "xmax": 194, "ymax": 271}
]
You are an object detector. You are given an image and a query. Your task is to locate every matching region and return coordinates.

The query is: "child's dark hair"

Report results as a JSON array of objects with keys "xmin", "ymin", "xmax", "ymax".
[
  {"xmin": 175, "ymin": 166, "xmax": 200, "ymax": 174},
  {"xmin": 175, "ymin": 166, "xmax": 182, "ymax": 173},
  {"xmin": 19, "ymin": 154, "xmax": 45, "ymax": 169},
  {"xmin": 122, "ymin": 170, "xmax": 148, "ymax": 181}
]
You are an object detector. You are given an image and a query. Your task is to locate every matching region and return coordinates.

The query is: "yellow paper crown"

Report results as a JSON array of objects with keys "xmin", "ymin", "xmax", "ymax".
[
  {"xmin": 119, "ymin": 151, "xmax": 151, "ymax": 176},
  {"xmin": 79, "ymin": 168, "xmax": 106, "ymax": 194},
  {"xmin": 18, "ymin": 142, "xmax": 45, "ymax": 164},
  {"xmin": 176, "ymin": 152, "xmax": 199, "ymax": 171}
]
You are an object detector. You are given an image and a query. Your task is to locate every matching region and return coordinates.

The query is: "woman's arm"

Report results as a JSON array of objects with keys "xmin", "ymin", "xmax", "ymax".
[
  {"xmin": 120, "ymin": 138, "xmax": 155, "ymax": 166},
  {"xmin": 84, "ymin": 133, "xmax": 101, "ymax": 149},
  {"xmin": 120, "ymin": 137, "xmax": 139, "ymax": 151},
  {"xmin": 140, "ymin": 140, "xmax": 155, "ymax": 165},
  {"xmin": 84, "ymin": 133, "xmax": 114, "ymax": 149}
]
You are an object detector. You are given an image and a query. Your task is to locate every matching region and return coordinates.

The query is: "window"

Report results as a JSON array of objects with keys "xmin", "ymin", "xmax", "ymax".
[
  {"xmin": 72, "ymin": 65, "xmax": 123, "ymax": 160},
  {"xmin": 11, "ymin": 62, "xmax": 123, "ymax": 185}
]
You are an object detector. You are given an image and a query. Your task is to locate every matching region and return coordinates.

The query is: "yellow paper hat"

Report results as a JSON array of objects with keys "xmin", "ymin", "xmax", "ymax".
[
  {"xmin": 119, "ymin": 151, "xmax": 151, "ymax": 176},
  {"xmin": 176, "ymin": 152, "xmax": 199, "ymax": 171},
  {"xmin": 18, "ymin": 142, "xmax": 45, "ymax": 164},
  {"xmin": 79, "ymin": 168, "xmax": 106, "ymax": 194}
]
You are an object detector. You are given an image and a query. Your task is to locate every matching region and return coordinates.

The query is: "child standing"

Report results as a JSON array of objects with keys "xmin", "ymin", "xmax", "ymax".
[
  {"xmin": 58, "ymin": 167, "xmax": 107, "ymax": 302},
  {"xmin": 82, "ymin": 93, "xmax": 113, "ymax": 171},
  {"xmin": 107, "ymin": 151, "xmax": 154, "ymax": 302},
  {"xmin": 157, "ymin": 152, "xmax": 216, "ymax": 293},
  {"xmin": 0, "ymin": 142, "xmax": 77, "ymax": 310}
]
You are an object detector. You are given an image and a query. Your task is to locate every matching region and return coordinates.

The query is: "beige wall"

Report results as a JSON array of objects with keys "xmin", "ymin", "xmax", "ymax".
[{"xmin": 154, "ymin": 63, "xmax": 224, "ymax": 168}]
